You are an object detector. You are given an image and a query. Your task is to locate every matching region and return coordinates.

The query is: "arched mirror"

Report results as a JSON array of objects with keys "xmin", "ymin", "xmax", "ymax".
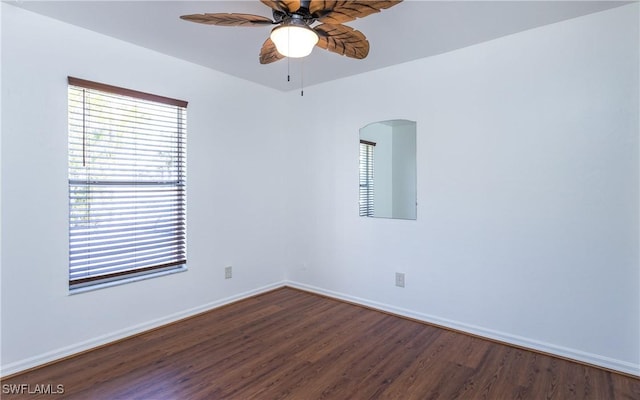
[{"xmin": 359, "ymin": 120, "xmax": 417, "ymax": 220}]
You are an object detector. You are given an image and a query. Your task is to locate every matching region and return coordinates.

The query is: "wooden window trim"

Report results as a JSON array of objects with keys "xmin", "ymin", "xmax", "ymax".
[{"xmin": 68, "ymin": 77, "xmax": 188, "ymax": 108}]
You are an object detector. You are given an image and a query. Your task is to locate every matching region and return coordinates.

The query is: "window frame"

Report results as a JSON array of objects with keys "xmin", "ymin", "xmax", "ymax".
[
  {"xmin": 359, "ymin": 139, "xmax": 376, "ymax": 217},
  {"xmin": 67, "ymin": 77, "xmax": 188, "ymax": 291}
]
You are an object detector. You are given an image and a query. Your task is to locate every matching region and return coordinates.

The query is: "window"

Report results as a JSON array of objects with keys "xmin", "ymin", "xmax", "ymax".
[
  {"xmin": 68, "ymin": 77, "xmax": 187, "ymax": 290},
  {"xmin": 359, "ymin": 140, "xmax": 375, "ymax": 217}
]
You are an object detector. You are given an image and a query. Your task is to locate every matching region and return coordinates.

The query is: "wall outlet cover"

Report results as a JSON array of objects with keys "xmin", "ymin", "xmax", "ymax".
[{"xmin": 395, "ymin": 272, "xmax": 405, "ymax": 288}]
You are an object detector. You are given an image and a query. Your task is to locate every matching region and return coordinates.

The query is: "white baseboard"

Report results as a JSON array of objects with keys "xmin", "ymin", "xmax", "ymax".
[
  {"xmin": 285, "ymin": 281, "xmax": 640, "ymax": 377},
  {"xmin": 1, "ymin": 281, "xmax": 286, "ymax": 377}
]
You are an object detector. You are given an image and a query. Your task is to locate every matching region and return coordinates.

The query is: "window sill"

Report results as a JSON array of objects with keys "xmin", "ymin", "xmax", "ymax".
[{"xmin": 68, "ymin": 266, "xmax": 187, "ymax": 295}]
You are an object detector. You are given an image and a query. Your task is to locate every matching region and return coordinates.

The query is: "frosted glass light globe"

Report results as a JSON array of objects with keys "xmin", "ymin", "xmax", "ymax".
[{"xmin": 270, "ymin": 24, "xmax": 319, "ymax": 58}]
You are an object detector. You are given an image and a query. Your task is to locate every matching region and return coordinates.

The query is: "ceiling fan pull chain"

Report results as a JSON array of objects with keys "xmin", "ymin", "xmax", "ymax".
[
  {"xmin": 287, "ymin": 27, "xmax": 291, "ymax": 82},
  {"xmin": 300, "ymin": 59, "xmax": 304, "ymax": 96}
]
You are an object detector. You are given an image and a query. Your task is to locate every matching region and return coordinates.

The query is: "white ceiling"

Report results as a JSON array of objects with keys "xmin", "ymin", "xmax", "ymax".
[{"xmin": 6, "ymin": 1, "xmax": 631, "ymax": 91}]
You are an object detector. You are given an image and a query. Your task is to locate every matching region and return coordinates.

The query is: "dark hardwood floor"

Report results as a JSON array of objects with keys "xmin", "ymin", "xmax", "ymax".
[{"xmin": 2, "ymin": 287, "xmax": 639, "ymax": 399}]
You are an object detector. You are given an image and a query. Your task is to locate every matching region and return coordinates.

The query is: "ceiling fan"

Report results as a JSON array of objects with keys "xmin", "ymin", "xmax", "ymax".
[{"xmin": 180, "ymin": 0, "xmax": 403, "ymax": 64}]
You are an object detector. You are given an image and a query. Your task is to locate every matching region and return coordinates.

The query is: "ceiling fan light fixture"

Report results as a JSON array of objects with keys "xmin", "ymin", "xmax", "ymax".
[{"xmin": 270, "ymin": 22, "xmax": 319, "ymax": 58}]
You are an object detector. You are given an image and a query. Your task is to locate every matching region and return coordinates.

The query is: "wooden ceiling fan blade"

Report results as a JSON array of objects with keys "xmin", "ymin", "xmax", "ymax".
[
  {"xmin": 180, "ymin": 13, "xmax": 274, "ymax": 27},
  {"xmin": 310, "ymin": 1, "xmax": 402, "ymax": 24},
  {"xmin": 260, "ymin": 0, "xmax": 302, "ymax": 13},
  {"xmin": 259, "ymin": 37, "xmax": 286, "ymax": 64},
  {"xmin": 314, "ymin": 24, "xmax": 369, "ymax": 59}
]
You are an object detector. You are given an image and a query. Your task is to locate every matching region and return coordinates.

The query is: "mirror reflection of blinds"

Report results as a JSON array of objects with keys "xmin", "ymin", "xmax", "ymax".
[
  {"xmin": 68, "ymin": 77, "xmax": 188, "ymax": 289},
  {"xmin": 359, "ymin": 140, "xmax": 376, "ymax": 217}
]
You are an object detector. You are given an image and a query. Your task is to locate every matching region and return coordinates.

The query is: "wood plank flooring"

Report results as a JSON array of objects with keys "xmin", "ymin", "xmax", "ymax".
[{"xmin": 2, "ymin": 287, "xmax": 638, "ymax": 399}]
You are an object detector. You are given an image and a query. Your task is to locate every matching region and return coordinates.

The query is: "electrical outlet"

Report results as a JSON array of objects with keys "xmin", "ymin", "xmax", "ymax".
[
  {"xmin": 395, "ymin": 272, "xmax": 405, "ymax": 288},
  {"xmin": 225, "ymin": 266, "xmax": 232, "ymax": 279}
]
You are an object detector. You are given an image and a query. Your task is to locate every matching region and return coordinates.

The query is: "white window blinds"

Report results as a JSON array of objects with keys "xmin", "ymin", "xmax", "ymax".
[
  {"xmin": 359, "ymin": 140, "xmax": 375, "ymax": 217},
  {"xmin": 68, "ymin": 77, "xmax": 187, "ymax": 289}
]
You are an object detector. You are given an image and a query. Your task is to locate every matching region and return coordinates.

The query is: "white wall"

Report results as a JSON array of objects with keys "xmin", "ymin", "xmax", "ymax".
[
  {"xmin": 1, "ymin": 4, "xmax": 289, "ymax": 375},
  {"xmin": 284, "ymin": 3, "xmax": 639, "ymax": 375},
  {"xmin": 2, "ymin": 2, "xmax": 638, "ymax": 378}
]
